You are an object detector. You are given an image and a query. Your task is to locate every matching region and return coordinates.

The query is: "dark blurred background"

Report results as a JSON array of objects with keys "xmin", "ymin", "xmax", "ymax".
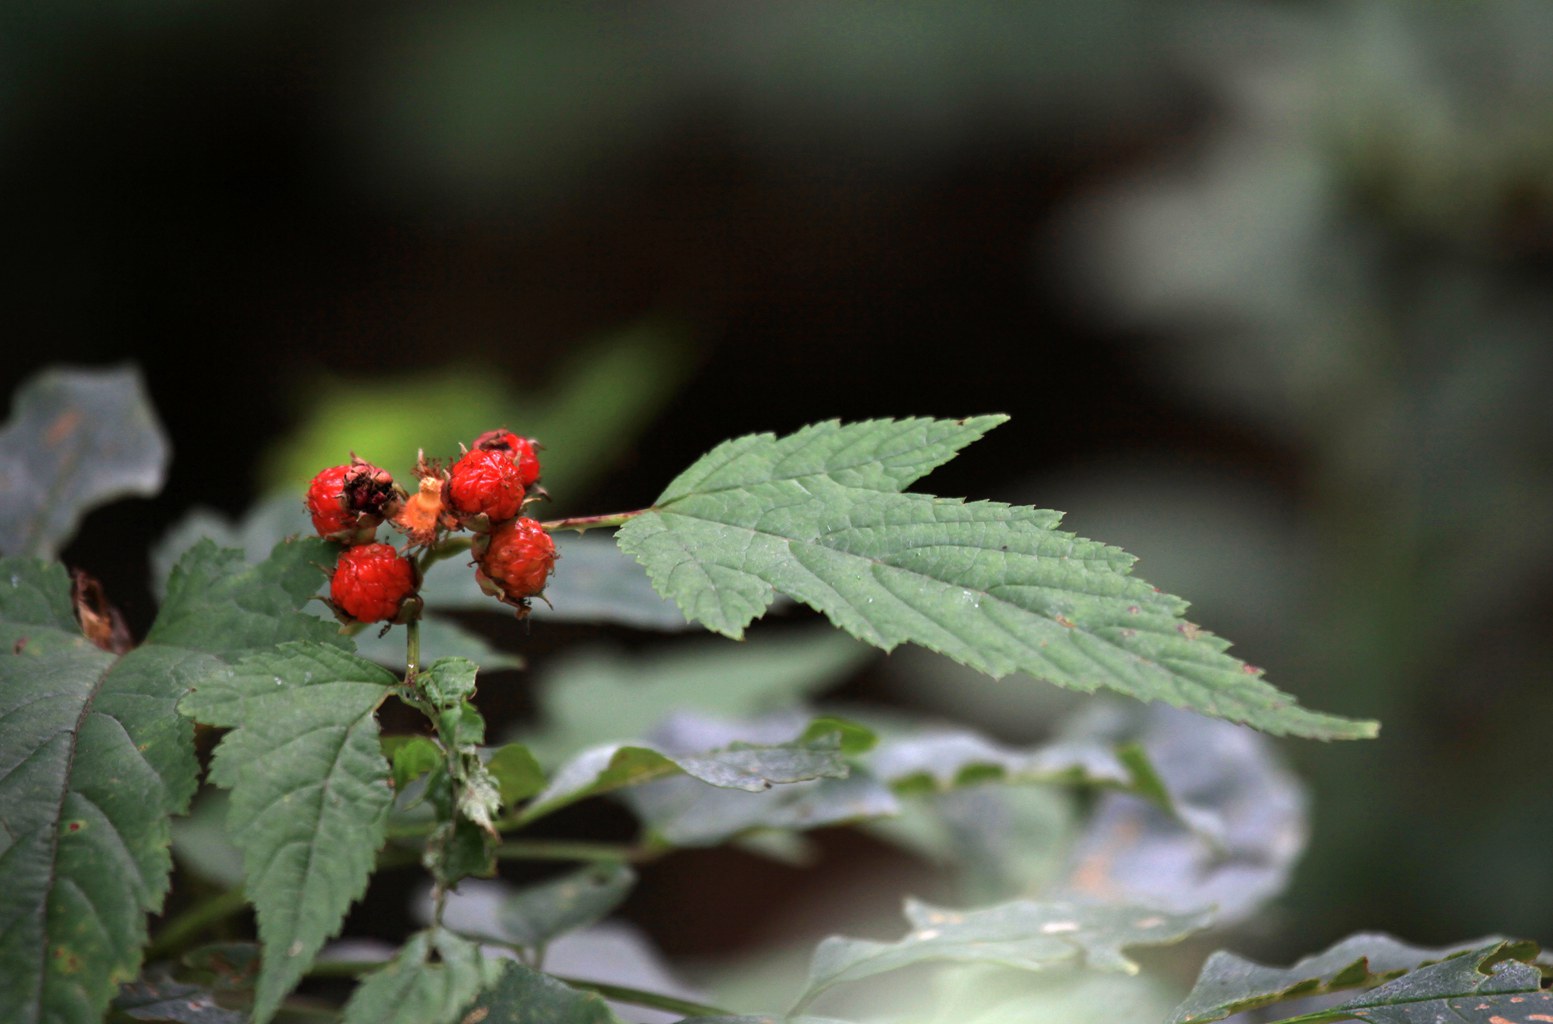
[{"xmin": 5, "ymin": 0, "xmax": 1551, "ymax": 986}]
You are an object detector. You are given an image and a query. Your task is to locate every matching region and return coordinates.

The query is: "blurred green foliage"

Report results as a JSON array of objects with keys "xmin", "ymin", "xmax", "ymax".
[
  {"xmin": 260, "ymin": 323, "xmax": 692, "ymax": 512},
  {"xmin": 1047, "ymin": 0, "xmax": 1553, "ymax": 947}
]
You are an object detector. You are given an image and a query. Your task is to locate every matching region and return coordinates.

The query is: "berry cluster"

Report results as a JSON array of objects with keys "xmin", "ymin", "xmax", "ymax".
[{"xmin": 304, "ymin": 430, "xmax": 557, "ymax": 626}]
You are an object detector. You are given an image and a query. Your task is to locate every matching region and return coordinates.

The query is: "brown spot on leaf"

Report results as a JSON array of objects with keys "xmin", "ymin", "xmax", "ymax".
[
  {"xmin": 45, "ymin": 409, "xmax": 82, "ymax": 447},
  {"xmin": 461, "ymin": 1008, "xmax": 489, "ymax": 1024},
  {"xmin": 12, "ymin": 637, "xmax": 26, "ymax": 654},
  {"xmin": 1127, "ymin": 605, "xmax": 1140, "ymax": 614},
  {"xmin": 1177, "ymin": 622, "xmax": 1202, "ymax": 641},
  {"xmin": 1242, "ymin": 663, "xmax": 1261, "ymax": 674},
  {"xmin": 1054, "ymin": 614, "xmax": 1075, "ymax": 628}
]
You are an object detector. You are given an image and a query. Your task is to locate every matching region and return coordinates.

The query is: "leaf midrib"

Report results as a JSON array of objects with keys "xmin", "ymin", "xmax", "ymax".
[
  {"xmin": 651, "ymin": 506, "xmax": 1206, "ymax": 675},
  {"xmin": 30, "ymin": 650, "xmax": 116, "ymax": 1024}
]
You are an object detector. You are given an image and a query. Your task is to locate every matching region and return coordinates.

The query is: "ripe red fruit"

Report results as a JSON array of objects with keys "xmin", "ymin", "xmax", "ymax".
[
  {"xmin": 474, "ymin": 517, "xmax": 557, "ymax": 613},
  {"xmin": 473, "ymin": 428, "xmax": 542, "ymax": 488},
  {"xmin": 444, "ymin": 448, "xmax": 526, "ymax": 525},
  {"xmin": 306, "ymin": 465, "xmax": 355, "ymax": 539},
  {"xmin": 305, "ymin": 456, "xmax": 402, "ymax": 543},
  {"xmin": 329, "ymin": 543, "xmax": 419, "ymax": 623}
]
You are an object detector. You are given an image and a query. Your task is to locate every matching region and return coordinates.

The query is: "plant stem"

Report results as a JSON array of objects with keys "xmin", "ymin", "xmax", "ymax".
[
  {"xmin": 420, "ymin": 535, "xmax": 472, "ymax": 570},
  {"xmin": 494, "ymin": 839, "xmax": 658, "ymax": 864},
  {"xmin": 548, "ymin": 975, "xmax": 734, "ymax": 1019},
  {"xmin": 404, "ymin": 617, "xmax": 421, "ymax": 688},
  {"xmin": 539, "ymin": 509, "xmax": 649, "ymax": 533},
  {"xmin": 306, "ymin": 959, "xmax": 382, "ymax": 979},
  {"xmin": 432, "ymin": 882, "xmax": 449, "ymax": 928},
  {"xmin": 145, "ymin": 887, "xmax": 249, "ymax": 961}
]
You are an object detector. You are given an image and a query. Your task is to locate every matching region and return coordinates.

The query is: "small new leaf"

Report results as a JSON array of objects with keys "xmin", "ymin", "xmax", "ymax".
[
  {"xmin": 459, "ymin": 961, "xmax": 626, "ymax": 1024},
  {"xmin": 341, "ymin": 930, "xmax": 503, "ymax": 1024},
  {"xmin": 616, "ymin": 417, "xmax": 1376, "ymax": 741},
  {"xmin": 179, "ymin": 642, "xmax": 399, "ymax": 1024}
]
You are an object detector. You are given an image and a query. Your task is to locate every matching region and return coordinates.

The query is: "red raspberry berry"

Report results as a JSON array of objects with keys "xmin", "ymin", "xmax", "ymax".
[
  {"xmin": 305, "ymin": 456, "xmax": 402, "ymax": 543},
  {"xmin": 474, "ymin": 517, "xmax": 557, "ymax": 614},
  {"xmin": 329, "ymin": 543, "xmax": 419, "ymax": 623},
  {"xmin": 444, "ymin": 448, "xmax": 526, "ymax": 525},
  {"xmin": 474, "ymin": 428, "xmax": 542, "ymax": 488},
  {"xmin": 306, "ymin": 464, "xmax": 355, "ymax": 539}
]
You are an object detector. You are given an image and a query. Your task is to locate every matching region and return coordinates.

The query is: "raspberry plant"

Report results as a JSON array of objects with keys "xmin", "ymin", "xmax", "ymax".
[{"xmin": 3, "ymin": 365, "xmax": 1549, "ymax": 1024}]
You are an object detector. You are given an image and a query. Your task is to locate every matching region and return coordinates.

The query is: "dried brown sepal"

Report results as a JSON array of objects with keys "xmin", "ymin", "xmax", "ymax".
[
  {"xmin": 392, "ymin": 451, "xmax": 458, "ymax": 547},
  {"xmin": 343, "ymin": 453, "xmax": 405, "ymax": 522},
  {"xmin": 70, "ymin": 568, "xmax": 133, "ymax": 653}
]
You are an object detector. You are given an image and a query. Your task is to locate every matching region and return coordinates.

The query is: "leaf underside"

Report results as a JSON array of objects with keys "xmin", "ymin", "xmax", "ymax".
[
  {"xmin": 0, "ymin": 364, "xmax": 169, "ymax": 559},
  {"xmin": 617, "ymin": 416, "xmax": 1376, "ymax": 740},
  {"xmin": 519, "ymin": 720, "xmax": 857, "ymax": 827},
  {"xmin": 794, "ymin": 896, "xmax": 1211, "ymax": 1011}
]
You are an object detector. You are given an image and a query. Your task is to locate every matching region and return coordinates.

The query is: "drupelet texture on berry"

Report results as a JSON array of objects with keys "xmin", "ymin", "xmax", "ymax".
[
  {"xmin": 444, "ymin": 448, "xmax": 526, "ymax": 525},
  {"xmin": 474, "ymin": 516, "xmax": 557, "ymax": 613},
  {"xmin": 329, "ymin": 542, "xmax": 419, "ymax": 623},
  {"xmin": 306, "ymin": 456, "xmax": 401, "ymax": 543},
  {"xmin": 474, "ymin": 428, "xmax": 542, "ymax": 488}
]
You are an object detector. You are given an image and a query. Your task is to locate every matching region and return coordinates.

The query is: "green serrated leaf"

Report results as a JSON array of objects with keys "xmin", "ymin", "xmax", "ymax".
[
  {"xmin": 386, "ymin": 737, "xmax": 444, "ymax": 792},
  {"xmin": 423, "ymin": 657, "xmax": 479, "ymax": 706},
  {"xmin": 0, "ymin": 539, "xmax": 339, "ymax": 1024},
  {"xmin": 458, "ymin": 961, "xmax": 626, "ymax": 1024},
  {"xmin": 341, "ymin": 930, "xmax": 503, "ymax": 1024},
  {"xmin": 0, "ymin": 364, "xmax": 170, "ymax": 558},
  {"xmin": 616, "ymin": 417, "xmax": 1376, "ymax": 741},
  {"xmin": 1321, "ymin": 941, "xmax": 1547, "ymax": 1024},
  {"xmin": 793, "ymin": 897, "xmax": 1211, "ymax": 1012},
  {"xmin": 179, "ymin": 642, "xmax": 399, "ymax": 1024},
  {"xmin": 1168, "ymin": 933, "xmax": 1515, "ymax": 1024},
  {"xmin": 149, "ymin": 538, "xmax": 345, "ymax": 655},
  {"xmin": 490, "ymin": 862, "xmax": 637, "ymax": 949}
]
